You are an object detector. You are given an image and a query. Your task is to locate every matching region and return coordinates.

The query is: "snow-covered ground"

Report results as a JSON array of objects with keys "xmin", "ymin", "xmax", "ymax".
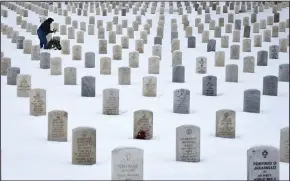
[{"xmin": 1, "ymin": 2, "xmax": 289, "ymax": 180}]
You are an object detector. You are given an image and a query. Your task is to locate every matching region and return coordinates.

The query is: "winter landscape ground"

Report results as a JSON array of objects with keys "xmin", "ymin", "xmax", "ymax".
[{"xmin": 1, "ymin": 1, "xmax": 289, "ymax": 180}]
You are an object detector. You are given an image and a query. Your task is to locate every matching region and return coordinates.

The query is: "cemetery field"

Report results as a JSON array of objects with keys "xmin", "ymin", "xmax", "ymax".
[{"xmin": 1, "ymin": 1, "xmax": 289, "ymax": 180}]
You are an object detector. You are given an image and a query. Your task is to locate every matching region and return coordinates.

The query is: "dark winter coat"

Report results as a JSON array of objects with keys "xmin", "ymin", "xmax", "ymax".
[{"xmin": 38, "ymin": 18, "xmax": 54, "ymax": 36}]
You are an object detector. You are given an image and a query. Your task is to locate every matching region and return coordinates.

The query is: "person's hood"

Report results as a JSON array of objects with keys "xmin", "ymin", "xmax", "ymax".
[{"xmin": 45, "ymin": 18, "xmax": 54, "ymax": 23}]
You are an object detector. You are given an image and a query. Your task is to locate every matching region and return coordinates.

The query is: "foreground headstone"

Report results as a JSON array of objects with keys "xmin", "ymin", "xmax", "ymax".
[
  {"xmin": 111, "ymin": 147, "xmax": 144, "ymax": 180},
  {"xmin": 263, "ymin": 76, "xmax": 278, "ymax": 96},
  {"xmin": 216, "ymin": 109, "xmax": 236, "ymax": 138},
  {"xmin": 81, "ymin": 76, "xmax": 95, "ymax": 97},
  {"xmin": 103, "ymin": 88, "xmax": 119, "ymax": 115},
  {"xmin": 72, "ymin": 127, "xmax": 96, "ymax": 165},
  {"xmin": 17, "ymin": 74, "xmax": 31, "ymax": 97},
  {"xmin": 202, "ymin": 76, "xmax": 217, "ymax": 96},
  {"xmin": 133, "ymin": 110, "xmax": 153, "ymax": 140},
  {"xmin": 173, "ymin": 89, "xmax": 190, "ymax": 114},
  {"xmin": 48, "ymin": 110, "xmax": 68, "ymax": 142},
  {"xmin": 30, "ymin": 88, "xmax": 46, "ymax": 116},
  {"xmin": 243, "ymin": 89, "xmax": 261, "ymax": 113},
  {"xmin": 176, "ymin": 125, "xmax": 200, "ymax": 162},
  {"xmin": 280, "ymin": 126, "xmax": 289, "ymax": 163},
  {"xmin": 247, "ymin": 146, "xmax": 280, "ymax": 180}
]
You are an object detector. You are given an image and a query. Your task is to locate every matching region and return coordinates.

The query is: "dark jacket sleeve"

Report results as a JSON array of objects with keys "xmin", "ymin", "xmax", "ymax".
[{"xmin": 39, "ymin": 21, "xmax": 53, "ymax": 35}]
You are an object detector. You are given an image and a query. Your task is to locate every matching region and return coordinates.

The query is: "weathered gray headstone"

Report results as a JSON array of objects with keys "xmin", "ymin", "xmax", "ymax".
[
  {"xmin": 121, "ymin": 36, "xmax": 129, "ymax": 49},
  {"xmin": 172, "ymin": 65, "xmax": 185, "ymax": 83},
  {"xmin": 85, "ymin": 52, "xmax": 95, "ymax": 68},
  {"xmin": 254, "ymin": 35, "xmax": 262, "ymax": 47},
  {"xmin": 118, "ymin": 67, "xmax": 131, "ymax": 85},
  {"xmin": 207, "ymin": 39, "xmax": 216, "ymax": 52},
  {"xmin": 64, "ymin": 67, "xmax": 77, "ymax": 85},
  {"xmin": 154, "ymin": 36, "xmax": 162, "ymax": 45},
  {"xmin": 176, "ymin": 125, "xmax": 200, "ymax": 162},
  {"xmin": 225, "ymin": 64, "xmax": 239, "ymax": 82},
  {"xmin": 135, "ymin": 40, "xmax": 144, "ymax": 53},
  {"xmin": 196, "ymin": 57, "xmax": 207, "ymax": 74},
  {"xmin": 148, "ymin": 56, "xmax": 160, "ymax": 74},
  {"xmin": 72, "ymin": 45, "xmax": 82, "ymax": 60},
  {"xmin": 243, "ymin": 25, "xmax": 251, "ymax": 38},
  {"xmin": 113, "ymin": 45, "xmax": 122, "ymax": 60},
  {"xmin": 215, "ymin": 51, "xmax": 225, "ymax": 67},
  {"xmin": 16, "ymin": 36, "xmax": 25, "ymax": 49},
  {"xmin": 232, "ymin": 30, "xmax": 240, "ymax": 42},
  {"xmin": 243, "ymin": 89, "xmax": 261, "ymax": 113},
  {"xmin": 235, "ymin": 19, "xmax": 241, "ymax": 30},
  {"xmin": 279, "ymin": 38, "xmax": 288, "ymax": 52},
  {"xmin": 263, "ymin": 75, "xmax": 278, "ymax": 96},
  {"xmin": 202, "ymin": 31, "xmax": 210, "ymax": 43},
  {"xmin": 269, "ymin": 45, "xmax": 279, "ymax": 59},
  {"xmin": 257, "ymin": 51, "xmax": 268, "ymax": 66},
  {"xmin": 278, "ymin": 64, "xmax": 289, "ymax": 82},
  {"xmin": 173, "ymin": 89, "xmax": 190, "ymax": 114},
  {"xmin": 214, "ymin": 26, "xmax": 221, "ymax": 38},
  {"xmin": 202, "ymin": 76, "xmax": 217, "ymax": 96},
  {"xmin": 221, "ymin": 36, "xmax": 229, "ymax": 48},
  {"xmin": 16, "ymin": 74, "xmax": 31, "ymax": 97},
  {"xmin": 30, "ymin": 88, "xmax": 46, "ymax": 116},
  {"xmin": 230, "ymin": 45, "xmax": 240, "ymax": 59},
  {"xmin": 81, "ymin": 76, "xmax": 95, "ymax": 97},
  {"xmin": 280, "ymin": 126, "xmax": 289, "ymax": 163},
  {"xmin": 188, "ymin": 36, "xmax": 196, "ymax": 48},
  {"xmin": 243, "ymin": 56, "xmax": 255, "ymax": 73},
  {"xmin": 216, "ymin": 109, "xmax": 236, "ymax": 138},
  {"xmin": 48, "ymin": 110, "xmax": 68, "ymax": 142},
  {"xmin": 7, "ymin": 67, "xmax": 20, "ymax": 85},
  {"xmin": 100, "ymin": 57, "xmax": 111, "ymax": 75},
  {"xmin": 243, "ymin": 39, "xmax": 251, "ymax": 52},
  {"xmin": 50, "ymin": 57, "xmax": 62, "ymax": 75},
  {"xmin": 142, "ymin": 76, "xmax": 157, "ymax": 97},
  {"xmin": 103, "ymin": 88, "xmax": 119, "ymax": 115},
  {"xmin": 99, "ymin": 39, "xmax": 107, "ymax": 54},
  {"xmin": 272, "ymin": 26, "xmax": 279, "ymax": 38},
  {"xmin": 133, "ymin": 110, "xmax": 153, "ymax": 140},
  {"xmin": 72, "ymin": 127, "xmax": 96, "ymax": 165},
  {"xmin": 1, "ymin": 57, "xmax": 11, "ymax": 75}
]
